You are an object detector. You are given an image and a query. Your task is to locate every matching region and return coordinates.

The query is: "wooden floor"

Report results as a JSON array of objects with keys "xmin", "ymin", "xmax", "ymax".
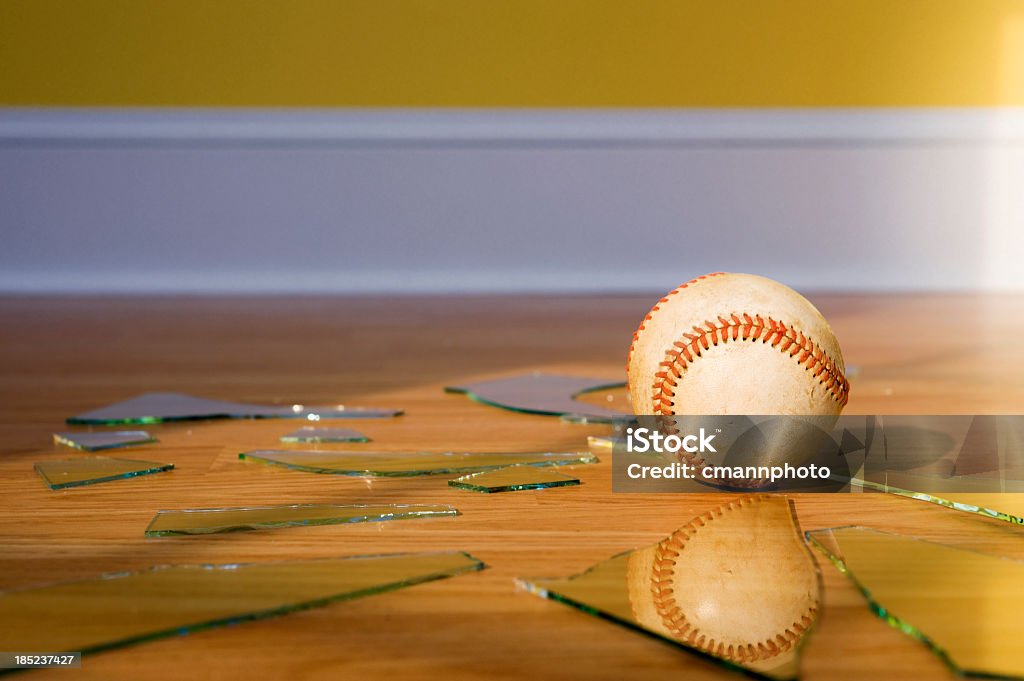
[{"xmin": 2, "ymin": 293, "xmax": 1023, "ymax": 681}]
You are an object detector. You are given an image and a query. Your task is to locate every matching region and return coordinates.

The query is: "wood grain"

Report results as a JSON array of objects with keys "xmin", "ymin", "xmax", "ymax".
[{"xmin": 1, "ymin": 293, "xmax": 1023, "ymax": 681}]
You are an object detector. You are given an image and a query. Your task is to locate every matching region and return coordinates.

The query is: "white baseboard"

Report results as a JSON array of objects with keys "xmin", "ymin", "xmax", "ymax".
[
  {"xmin": 3, "ymin": 107, "xmax": 1024, "ymax": 145},
  {"xmin": 2, "ymin": 108, "xmax": 1023, "ymax": 293}
]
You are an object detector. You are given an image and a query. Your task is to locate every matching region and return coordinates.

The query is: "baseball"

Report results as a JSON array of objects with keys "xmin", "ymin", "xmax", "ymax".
[{"xmin": 627, "ymin": 272, "xmax": 849, "ymax": 417}]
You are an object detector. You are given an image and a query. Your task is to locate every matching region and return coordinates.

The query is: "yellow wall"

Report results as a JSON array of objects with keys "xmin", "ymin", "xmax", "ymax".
[{"xmin": 1, "ymin": 0, "xmax": 1022, "ymax": 107}]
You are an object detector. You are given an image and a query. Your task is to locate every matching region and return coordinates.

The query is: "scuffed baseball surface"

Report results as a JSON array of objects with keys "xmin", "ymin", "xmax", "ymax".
[{"xmin": 627, "ymin": 272, "xmax": 848, "ymax": 415}]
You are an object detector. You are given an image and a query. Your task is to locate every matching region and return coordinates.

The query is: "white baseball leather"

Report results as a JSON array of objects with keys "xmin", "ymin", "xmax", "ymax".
[{"xmin": 627, "ymin": 272, "xmax": 848, "ymax": 416}]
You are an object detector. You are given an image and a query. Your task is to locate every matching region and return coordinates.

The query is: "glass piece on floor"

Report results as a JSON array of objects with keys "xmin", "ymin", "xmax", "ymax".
[
  {"xmin": 279, "ymin": 426, "xmax": 370, "ymax": 443},
  {"xmin": 445, "ymin": 373, "xmax": 629, "ymax": 422},
  {"xmin": 0, "ymin": 552, "xmax": 483, "ymax": 658},
  {"xmin": 807, "ymin": 527, "xmax": 1024, "ymax": 679},
  {"xmin": 67, "ymin": 392, "xmax": 402, "ymax": 425},
  {"xmin": 854, "ymin": 415, "xmax": 1024, "ymax": 480},
  {"xmin": 930, "ymin": 493, "xmax": 1024, "ymax": 525},
  {"xmin": 520, "ymin": 495, "xmax": 819, "ymax": 681},
  {"xmin": 145, "ymin": 503, "xmax": 457, "ymax": 536},
  {"xmin": 53, "ymin": 430, "xmax": 156, "ymax": 451},
  {"xmin": 559, "ymin": 412, "xmax": 636, "ymax": 425},
  {"xmin": 951, "ymin": 415, "xmax": 1000, "ymax": 476},
  {"xmin": 449, "ymin": 465, "xmax": 580, "ymax": 493},
  {"xmin": 852, "ymin": 472, "xmax": 1024, "ymax": 525},
  {"xmin": 839, "ymin": 415, "xmax": 1024, "ymax": 524},
  {"xmin": 34, "ymin": 457, "xmax": 174, "ymax": 490},
  {"xmin": 571, "ymin": 384, "xmax": 632, "ymax": 414},
  {"xmin": 239, "ymin": 449, "xmax": 598, "ymax": 477}
]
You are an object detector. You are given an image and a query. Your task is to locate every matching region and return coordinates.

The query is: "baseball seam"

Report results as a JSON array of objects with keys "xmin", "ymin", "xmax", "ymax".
[
  {"xmin": 652, "ymin": 313, "xmax": 850, "ymax": 414},
  {"xmin": 649, "ymin": 495, "xmax": 817, "ymax": 663},
  {"xmin": 626, "ymin": 272, "xmax": 727, "ymax": 377}
]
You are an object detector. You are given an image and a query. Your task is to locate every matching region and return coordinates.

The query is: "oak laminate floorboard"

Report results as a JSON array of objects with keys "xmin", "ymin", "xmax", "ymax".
[{"xmin": 1, "ymin": 294, "xmax": 1021, "ymax": 680}]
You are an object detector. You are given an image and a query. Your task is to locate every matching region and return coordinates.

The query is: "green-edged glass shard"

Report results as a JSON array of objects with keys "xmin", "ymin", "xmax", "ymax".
[
  {"xmin": 53, "ymin": 430, "xmax": 156, "ymax": 451},
  {"xmin": 145, "ymin": 503, "xmax": 457, "ymax": 536},
  {"xmin": 449, "ymin": 465, "xmax": 580, "ymax": 493},
  {"xmin": 239, "ymin": 450, "xmax": 598, "ymax": 477},
  {"xmin": 852, "ymin": 473, "xmax": 1024, "ymax": 525},
  {"xmin": 444, "ymin": 372, "xmax": 628, "ymax": 422},
  {"xmin": 67, "ymin": 392, "xmax": 402, "ymax": 425},
  {"xmin": 0, "ymin": 552, "xmax": 483, "ymax": 661},
  {"xmin": 807, "ymin": 527, "xmax": 1024, "ymax": 679},
  {"xmin": 279, "ymin": 427, "xmax": 370, "ymax": 443},
  {"xmin": 923, "ymin": 492, "xmax": 1024, "ymax": 525},
  {"xmin": 34, "ymin": 457, "xmax": 174, "ymax": 490},
  {"xmin": 519, "ymin": 495, "xmax": 819, "ymax": 681}
]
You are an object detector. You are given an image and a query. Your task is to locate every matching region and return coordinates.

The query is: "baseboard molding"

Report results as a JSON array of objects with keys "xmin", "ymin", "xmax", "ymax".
[
  {"xmin": 2, "ymin": 107, "xmax": 1023, "ymax": 294},
  {"xmin": 2, "ymin": 107, "xmax": 1023, "ymax": 146},
  {"xmin": 0, "ymin": 269, "xmax": 685, "ymax": 295},
  {"xmin": 0, "ymin": 269, "xmax": 1010, "ymax": 295}
]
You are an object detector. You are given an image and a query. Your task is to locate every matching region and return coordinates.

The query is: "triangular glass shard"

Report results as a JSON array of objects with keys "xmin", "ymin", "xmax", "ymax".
[
  {"xmin": 35, "ymin": 457, "xmax": 174, "ymax": 490},
  {"xmin": 0, "ymin": 552, "xmax": 483, "ymax": 657},
  {"xmin": 807, "ymin": 527, "xmax": 1024, "ymax": 679},
  {"xmin": 239, "ymin": 450, "xmax": 598, "ymax": 477},
  {"xmin": 67, "ymin": 392, "xmax": 402, "ymax": 425},
  {"xmin": 445, "ymin": 373, "xmax": 628, "ymax": 422},
  {"xmin": 279, "ymin": 426, "xmax": 370, "ymax": 443},
  {"xmin": 145, "ymin": 503, "xmax": 457, "ymax": 536},
  {"xmin": 836, "ymin": 428, "xmax": 865, "ymax": 456},
  {"xmin": 449, "ymin": 465, "xmax": 579, "ymax": 493},
  {"xmin": 520, "ymin": 495, "xmax": 819, "ymax": 681},
  {"xmin": 952, "ymin": 415, "xmax": 1001, "ymax": 476},
  {"xmin": 53, "ymin": 430, "xmax": 156, "ymax": 451}
]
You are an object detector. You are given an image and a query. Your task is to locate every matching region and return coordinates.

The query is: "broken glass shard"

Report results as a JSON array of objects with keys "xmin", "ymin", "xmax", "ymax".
[
  {"xmin": 445, "ymin": 373, "xmax": 629, "ymax": 422},
  {"xmin": 519, "ymin": 495, "xmax": 819, "ymax": 681},
  {"xmin": 279, "ymin": 426, "xmax": 370, "ymax": 443},
  {"xmin": 239, "ymin": 450, "xmax": 598, "ymax": 477},
  {"xmin": 0, "ymin": 552, "xmax": 483, "ymax": 658},
  {"xmin": 35, "ymin": 457, "xmax": 174, "ymax": 490},
  {"xmin": 53, "ymin": 430, "xmax": 156, "ymax": 451},
  {"xmin": 842, "ymin": 414, "xmax": 1024, "ymax": 524},
  {"xmin": 852, "ymin": 473, "xmax": 1024, "ymax": 525},
  {"xmin": 950, "ymin": 415, "xmax": 1001, "ymax": 476},
  {"xmin": 926, "ymin": 492, "xmax": 1024, "ymax": 525},
  {"xmin": 67, "ymin": 392, "xmax": 402, "ymax": 425},
  {"xmin": 145, "ymin": 503, "xmax": 457, "ymax": 536},
  {"xmin": 571, "ymin": 384, "xmax": 632, "ymax": 414},
  {"xmin": 807, "ymin": 527, "xmax": 1024, "ymax": 679},
  {"xmin": 449, "ymin": 465, "xmax": 580, "ymax": 493}
]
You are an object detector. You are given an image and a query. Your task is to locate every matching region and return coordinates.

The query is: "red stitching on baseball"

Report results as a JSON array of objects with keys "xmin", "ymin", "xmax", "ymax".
[
  {"xmin": 651, "ymin": 313, "xmax": 849, "ymax": 414},
  {"xmin": 649, "ymin": 495, "xmax": 817, "ymax": 663},
  {"xmin": 627, "ymin": 272, "xmax": 727, "ymax": 377}
]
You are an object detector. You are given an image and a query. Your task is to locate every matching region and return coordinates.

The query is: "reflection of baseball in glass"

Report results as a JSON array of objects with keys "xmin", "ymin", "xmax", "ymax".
[
  {"xmin": 626, "ymin": 495, "xmax": 819, "ymax": 672},
  {"xmin": 628, "ymin": 273, "xmax": 849, "ymax": 416}
]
